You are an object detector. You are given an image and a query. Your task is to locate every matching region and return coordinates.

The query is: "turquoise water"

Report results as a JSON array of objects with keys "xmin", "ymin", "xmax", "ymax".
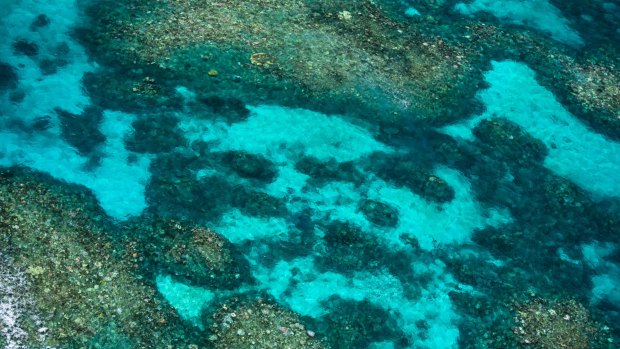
[{"xmin": 1, "ymin": 0, "xmax": 619, "ymax": 348}]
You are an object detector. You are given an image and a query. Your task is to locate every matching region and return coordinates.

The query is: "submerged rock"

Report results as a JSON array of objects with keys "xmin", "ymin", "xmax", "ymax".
[
  {"xmin": 473, "ymin": 118, "xmax": 548, "ymax": 165},
  {"xmin": 367, "ymin": 153, "xmax": 456, "ymax": 203},
  {"xmin": 0, "ymin": 62, "xmax": 18, "ymax": 90},
  {"xmin": 358, "ymin": 199, "xmax": 399, "ymax": 227},
  {"xmin": 224, "ymin": 151, "xmax": 278, "ymax": 182},
  {"xmin": 233, "ymin": 189, "xmax": 287, "ymax": 217},
  {"xmin": 316, "ymin": 220, "xmax": 413, "ymax": 277},
  {"xmin": 38, "ymin": 58, "xmax": 69, "ymax": 75},
  {"xmin": 146, "ymin": 155, "xmax": 236, "ymax": 222},
  {"xmin": 125, "ymin": 113, "xmax": 186, "ymax": 154},
  {"xmin": 30, "ymin": 115, "xmax": 53, "ymax": 131},
  {"xmin": 55, "ymin": 106, "xmax": 107, "ymax": 156},
  {"xmin": 30, "ymin": 14, "xmax": 51, "ymax": 29},
  {"xmin": 12, "ymin": 39, "xmax": 39, "ymax": 57},
  {"xmin": 198, "ymin": 94, "xmax": 250, "ymax": 123},
  {"xmin": 295, "ymin": 156, "xmax": 365, "ymax": 186},
  {"xmin": 308, "ymin": 297, "xmax": 408, "ymax": 348}
]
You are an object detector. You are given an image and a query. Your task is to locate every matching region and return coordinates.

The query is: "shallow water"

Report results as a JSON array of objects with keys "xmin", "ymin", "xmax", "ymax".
[{"xmin": 1, "ymin": 0, "xmax": 619, "ymax": 348}]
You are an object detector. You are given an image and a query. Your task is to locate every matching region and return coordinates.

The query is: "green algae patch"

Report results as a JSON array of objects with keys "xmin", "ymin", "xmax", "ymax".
[
  {"xmin": 0, "ymin": 168, "xmax": 204, "ymax": 348},
  {"xmin": 123, "ymin": 216, "xmax": 253, "ymax": 289},
  {"xmin": 205, "ymin": 298, "xmax": 326, "ymax": 349}
]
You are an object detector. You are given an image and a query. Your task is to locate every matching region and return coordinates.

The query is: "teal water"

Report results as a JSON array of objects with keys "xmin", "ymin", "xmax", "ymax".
[{"xmin": 1, "ymin": 0, "xmax": 619, "ymax": 348}]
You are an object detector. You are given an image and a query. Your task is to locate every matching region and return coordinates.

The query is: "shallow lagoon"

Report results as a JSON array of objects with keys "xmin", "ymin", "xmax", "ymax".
[{"xmin": 1, "ymin": 0, "xmax": 619, "ymax": 348}]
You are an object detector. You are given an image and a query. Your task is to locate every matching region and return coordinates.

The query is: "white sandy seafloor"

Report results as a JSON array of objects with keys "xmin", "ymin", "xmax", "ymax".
[
  {"xmin": 173, "ymin": 98, "xmax": 517, "ymax": 347},
  {"xmin": 1, "ymin": 1, "xmax": 619, "ymax": 348},
  {"xmin": 441, "ymin": 59, "xmax": 620, "ymax": 313},
  {"xmin": 250, "ymin": 257, "xmax": 466, "ymax": 348},
  {"xmin": 454, "ymin": 0, "xmax": 584, "ymax": 46},
  {"xmin": 0, "ymin": 0, "xmax": 152, "ymax": 221},
  {"xmin": 581, "ymin": 244, "xmax": 620, "ymax": 309},
  {"xmin": 442, "ymin": 60, "xmax": 620, "ymax": 311},
  {"xmin": 442, "ymin": 60, "xmax": 620, "ymax": 199}
]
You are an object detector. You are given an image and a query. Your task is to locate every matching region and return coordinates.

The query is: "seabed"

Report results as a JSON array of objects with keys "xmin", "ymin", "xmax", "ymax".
[{"xmin": 0, "ymin": 0, "xmax": 619, "ymax": 348}]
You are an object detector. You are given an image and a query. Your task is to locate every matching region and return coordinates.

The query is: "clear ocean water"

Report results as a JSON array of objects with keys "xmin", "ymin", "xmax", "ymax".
[{"xmin": 1, "ymin": 0, "xmax": 619, "ymax": 348}]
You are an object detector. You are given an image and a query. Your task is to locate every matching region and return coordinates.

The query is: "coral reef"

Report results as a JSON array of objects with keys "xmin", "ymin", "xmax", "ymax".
[
  {"xmin": 512, "ymin": 297, "xmax": 609, "ymax": 348},
  {"xmin": 473, "ymin": 118, "xmax": 548, "ymax": 165},
  {"xmin": 3, "ymin": 0, "xmax": 619, "ymax": 348},
  {"xmin": 0, "ymin": 168, "xmax": 333, "ymax": 348},
  {"xmin": 205, "ymin": 297, "xmax": 326, "ymax": 349},
  {"xmin": 0, "ymin": 168, "xmax": 204, "ymax": 347},
  {"xmin": 85, "ymin": 0, "xmax": 483, "ymax": 126},
  {"xmin": 124, "ymin": 216, "xmax": 253, "ymax": 289},
  {"xmin": 82, "ymin": 0, "xmax": 619, "ymax": 139}
]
